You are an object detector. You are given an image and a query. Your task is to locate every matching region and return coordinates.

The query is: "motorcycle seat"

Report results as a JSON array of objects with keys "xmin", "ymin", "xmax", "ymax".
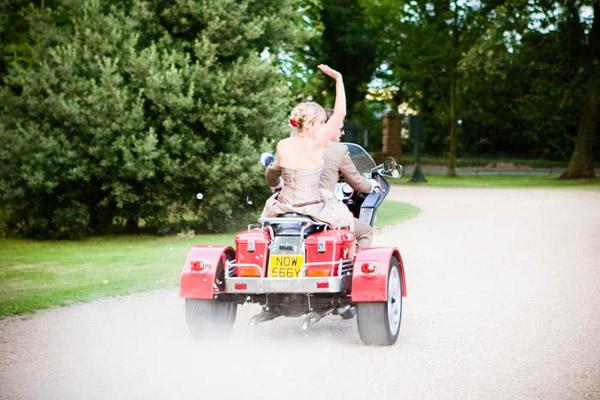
[
  {"xmin": 273, "ymin": 222, "xmax": 326, "ymax": 237},
  {"xmin": 260, "ymin": 213, "xmax": 328, "ymax": 237},
  {"xmin": 276, "ymin": 212, "xmax": 316, "ymax": 220}
]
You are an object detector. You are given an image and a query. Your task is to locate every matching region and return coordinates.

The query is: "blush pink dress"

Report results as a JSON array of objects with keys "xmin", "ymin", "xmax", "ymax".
[{"xmin": 261, "ymin": 165, "xmax": 354, "ymax": 230}]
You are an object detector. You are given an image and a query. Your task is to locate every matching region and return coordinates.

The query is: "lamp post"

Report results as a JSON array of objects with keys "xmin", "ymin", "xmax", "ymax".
[{"xmin": 410, "ymin": 115, "xmax": 427, "ymax": 183}]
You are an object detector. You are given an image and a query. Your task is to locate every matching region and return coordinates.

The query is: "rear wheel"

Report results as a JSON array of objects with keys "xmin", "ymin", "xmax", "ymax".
[
  {"xmin": 185, "ymin": 299, "xmax": 237, "ymax": 339},
  {"xmin": 356, "ymin": 257, "xmax": 402, "ymax": 346}
]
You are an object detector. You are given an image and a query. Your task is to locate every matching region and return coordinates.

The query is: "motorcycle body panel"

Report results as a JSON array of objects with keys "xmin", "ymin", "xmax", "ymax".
[
  {"xmin": 234, "ymin": 228, "xmax": 271, "ymax": 277},
  {"xmin": 179, "ymin": 245, "xmax": 234, "ymax": 299},
  {"xmin": 304, "ymin": 229, "xmax": 355, "ymax": 277},
  {"xmin": 351, "ymin": 247, "xmax": 406, "ymax": 302}
]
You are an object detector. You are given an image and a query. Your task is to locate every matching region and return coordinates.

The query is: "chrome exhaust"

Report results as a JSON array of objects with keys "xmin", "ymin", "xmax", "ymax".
[
  {"xmin": 301, "ymin": 308, "xmax": 334, "ymax": 330},
  {"xmin": 249, "ymin": 309, "xmax": 281, "ymax": 326}
]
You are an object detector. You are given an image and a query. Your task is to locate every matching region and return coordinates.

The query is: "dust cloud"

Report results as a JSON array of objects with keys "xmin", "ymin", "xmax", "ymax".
[{"xmin": 0, "ymin": 290, "xmax": 388, "ymax": 400}]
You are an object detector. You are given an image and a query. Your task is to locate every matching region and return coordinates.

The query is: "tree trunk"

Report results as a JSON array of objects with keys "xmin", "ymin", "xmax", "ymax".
[
  {"xmin": 560, "ymin": 84, "xmax": 599, "ymax": 179},
  {"xmin": 447, "ymin": 70, "xmax": 457, "ymax": 177},
  {"xmin": 447, "ymin": 0, "xmax": 459, "ymax": 177},
  {"xmin": 560, "ymin": 1, "xmax": 600, "ymax": 179},
  {"xmin": 124, "ymin": 217, "xmax": 139, "ymax": 233}
]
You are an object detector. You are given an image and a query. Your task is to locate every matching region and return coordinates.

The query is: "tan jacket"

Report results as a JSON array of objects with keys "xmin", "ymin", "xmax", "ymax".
[{"xmin": 265, "ymin": 142, "xmax": 372, "ymax": 193}]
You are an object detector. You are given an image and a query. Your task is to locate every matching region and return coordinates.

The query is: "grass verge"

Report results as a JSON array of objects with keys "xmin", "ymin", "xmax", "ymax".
[
  {"xmin": 400, "ymin": 156, "xmax": 600, "ymax": 169},
  {"xmin": 0, "ymin": 234, "xmax": 232, "ymax": 319},
  {"xmin": 376, "ymin": 200, "xmax": 421, "ymax": 227},
  {"xmin": 0, "ymin": 200, "xmax": 418, "ymax": 319},
  {"xmin": 392, "ymin": 174, "xmax": 600, "ymax": 190}
]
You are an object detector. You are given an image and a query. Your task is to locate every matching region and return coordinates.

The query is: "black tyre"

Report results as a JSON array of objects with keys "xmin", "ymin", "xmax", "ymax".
[
  {"xmin": 185, "ymin": 298, "xmax": 237, "ymax": 339},
  {"xmin": 356, "ymin": 257, "xmax": 402, "ymax": 346}
]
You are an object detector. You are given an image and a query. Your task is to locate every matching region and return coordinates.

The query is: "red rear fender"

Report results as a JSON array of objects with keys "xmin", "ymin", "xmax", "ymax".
[
  {"xmin": 351, "ymin": 247, "xmax": 406, "ymax": 302},
  {"xmin": 179, "ymin": 246, "xmax": 235, "ymax": 299}
]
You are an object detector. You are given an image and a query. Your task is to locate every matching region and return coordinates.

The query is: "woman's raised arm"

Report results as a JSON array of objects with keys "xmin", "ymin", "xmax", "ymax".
[{"xmin": 313, "ymin": 64, "xmax": 346, "ymax": 147}]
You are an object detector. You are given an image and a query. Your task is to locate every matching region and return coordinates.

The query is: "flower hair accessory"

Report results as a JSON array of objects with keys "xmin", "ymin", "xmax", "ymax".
[{"xmin": 289, "ymin": 118, "xmax": 298, "ymax": 127}]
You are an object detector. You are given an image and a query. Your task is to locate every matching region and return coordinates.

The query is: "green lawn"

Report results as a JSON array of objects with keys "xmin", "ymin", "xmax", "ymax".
[
  {"xmin": 0, "ymin": 200, "xmax": 418, "ymax": 319},
  {"xmin": 0, "ymin": 234, "xmax": 232, "ymax": 318},
  {"xmin": 376, "ymin": 200, "xmax": 420, "ymax": 227},
  {"xmin": 392, "ymin": 174, "xmax": 600, "ymax": 190}
]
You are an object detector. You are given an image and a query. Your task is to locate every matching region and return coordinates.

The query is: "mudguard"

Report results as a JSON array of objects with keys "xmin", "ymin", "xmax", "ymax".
[
  {"xmin": 351, "ymin": 247, "xmax": 406, "ymax": 302},
  {"xmin": 179, "ymin": 245, "xmax": 235, "ymax": 299}
]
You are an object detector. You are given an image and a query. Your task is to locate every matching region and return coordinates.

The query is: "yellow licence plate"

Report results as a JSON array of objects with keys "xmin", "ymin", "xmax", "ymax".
[{"xmin": 268, "ymin": 255, "xmax": 304, "ymax": 278}]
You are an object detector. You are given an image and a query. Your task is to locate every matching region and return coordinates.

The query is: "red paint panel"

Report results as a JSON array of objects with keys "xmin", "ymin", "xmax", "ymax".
[
  {"xmin": 397, "ymin": 250, "xmax": 407, "ymax": 297},
  {"xmin": 235, "ymin": 229, "xmax": 270, "ymax": 277},
  {"xmin": 179, "ymin": 245, "xmax": 234, "ymax": 299},
  {"xmin": 304, "ymin": 228, "xmax": 355, "ymax": 276},
  {"xmin": 351, "ymin": 247, "xmax": 406, "ymax": 302}
]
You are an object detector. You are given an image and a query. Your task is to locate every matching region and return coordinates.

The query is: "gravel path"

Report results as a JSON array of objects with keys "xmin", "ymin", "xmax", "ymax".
[{"xmin": 1, "ymin": 187, "xmax": 599, "ymax": 400}]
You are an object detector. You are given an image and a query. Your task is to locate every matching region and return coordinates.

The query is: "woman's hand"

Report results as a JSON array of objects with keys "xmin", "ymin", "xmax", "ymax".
[{"xmin": 318, "ymin": 64, "xmax": 342, "ymax": 80}]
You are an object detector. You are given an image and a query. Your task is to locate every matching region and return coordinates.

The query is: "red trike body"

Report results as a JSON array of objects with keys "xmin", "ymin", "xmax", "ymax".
[{"xmin": 180, "ymin": 225, "xmax": 406, "ymax": 304}]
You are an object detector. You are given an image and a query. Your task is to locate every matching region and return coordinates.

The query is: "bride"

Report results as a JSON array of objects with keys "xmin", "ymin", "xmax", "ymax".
[{"xmin": 261, "ymin": 64, "xmax": 354, "ymax": 231}]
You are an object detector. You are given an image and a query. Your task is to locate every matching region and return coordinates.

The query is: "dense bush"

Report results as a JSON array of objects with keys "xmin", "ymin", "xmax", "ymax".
[{"xmin": 0, "ymin": 0, "xmax": 307, "ymax": 238}]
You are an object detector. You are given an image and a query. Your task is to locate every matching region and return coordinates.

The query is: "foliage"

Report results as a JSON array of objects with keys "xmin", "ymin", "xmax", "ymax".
[
  {"xmin": 361, "ymin": 0, "xmax": 495, "ymax": 175},
  {"xmin": 0, "ymin": 0, "xmax": 38, "ymax": 80},
  {"xmin": 307, "ymin": 0, "xmax": 379, "ymax": 108},
  {"xmin": 284, "ymin": 0, "xmax": 381, "ymax": 148},
  {"xmin": 458, "ymin": 0, "xmax": 596, "ymax": 162},
  {"xmin": 361, "ymin": 0, "xmax": 599, "ymax": 169},
  {"xmin": 0, "ymin": 0, "xmax": 309, "ymax": 238},
  {"xmin": 275, "ymin": 0, "xmax": 324, "ymax": 102}
]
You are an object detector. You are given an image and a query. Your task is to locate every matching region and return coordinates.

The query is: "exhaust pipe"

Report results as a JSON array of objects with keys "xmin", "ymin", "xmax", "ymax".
[
  {"xmin": 301, "ymin": 308, "xmax": 334, "ymax": 330},
  {"xmin": 249, "ymin": 310, "xmax": 281, "ymax": 326}
]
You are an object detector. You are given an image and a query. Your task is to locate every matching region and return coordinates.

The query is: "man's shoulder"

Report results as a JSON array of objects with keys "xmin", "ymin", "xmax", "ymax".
[{"xmin": 324, "ymin": 141, "xmax": 348, "ymax": 157}]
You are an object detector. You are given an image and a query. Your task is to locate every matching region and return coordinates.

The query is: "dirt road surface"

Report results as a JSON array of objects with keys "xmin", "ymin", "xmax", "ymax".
[{"xmin": 1, "ymin": 187, "xmax": 599, "ymax": 400}]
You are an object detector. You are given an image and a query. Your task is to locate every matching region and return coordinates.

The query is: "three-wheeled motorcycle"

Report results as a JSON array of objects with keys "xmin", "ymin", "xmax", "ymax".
[{"xmin": 180, "ymin": 144, "xmax": 407, "ymax": 345}]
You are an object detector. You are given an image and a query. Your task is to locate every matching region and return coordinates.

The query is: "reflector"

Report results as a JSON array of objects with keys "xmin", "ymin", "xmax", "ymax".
[
  {"xmin": 360, "ymin": 263, "xmax": 376, "ymax": 274},
  {"xmin": 342, "ymin": 232, "xmax": 355, "ymax": 241},
  {"xmin": 190, "ymin": 260, "xmax": 209, "ymax": 272},
  {"xmin": 306, "ymin": 266, "xmax": 331, "ymax": 277},
  {"xmin": 237, "ymin": 266, "xmax": 261, "ymax": 277},
  {"xmin": 234, "ymin": 283, "xmax": 247, "ymax": 290},
  {"xmin": 316, "ymin": 282, "xmax": 329, "ymax": 289}
]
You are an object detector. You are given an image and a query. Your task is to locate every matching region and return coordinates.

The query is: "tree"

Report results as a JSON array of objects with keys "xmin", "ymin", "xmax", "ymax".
[
  {"xmin": 362, "ymin": 0, "xmax": 599, "ymax": 170},
  {"xmin": 278, "ymin": 0, "xmax": 382, "ymax": 147},
  {"xmin": 0, "ymin": 0, "xmax": 310, "ymax": 238},
  {"xmin": 459, "ymin": 0, "xmax": 598, "ymax": 175},
  {"xmin": 362, "ymin": 0, "xmax": 491, "ymax": 175},
  {"xmin": 561, "ymin": 0, "xmax": 600, "ymax": 178},
  {"xmin": 457, "ymin": 1, "xmax": 582, "ymax": 160},
  {"xmin": 310, "ymin": 0, "xmax": 379, "ymax": 111}
]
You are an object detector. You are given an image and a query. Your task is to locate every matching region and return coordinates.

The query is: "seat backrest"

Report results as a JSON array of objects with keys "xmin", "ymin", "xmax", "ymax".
[{"xmin": 259, "ymin": 214, "xmax": 328, "ymax": 238}]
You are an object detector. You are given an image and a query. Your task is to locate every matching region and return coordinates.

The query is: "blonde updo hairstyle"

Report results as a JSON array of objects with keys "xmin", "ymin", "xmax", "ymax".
[{"xmin": 290, "ymin": 102, "xmax": 326, "ymax": 136}]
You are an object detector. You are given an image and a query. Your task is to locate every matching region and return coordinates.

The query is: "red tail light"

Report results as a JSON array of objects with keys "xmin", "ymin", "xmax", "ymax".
[
  {"xmin": 234, "ymin": 283, "xmax": 247, "ymax": 290},
  {"xmin": 316, "ymin": 282, "xmax": 329, "ymax": 289},
  {"xmin": 190, "ymin": 260, "xmax": 209, "ymax": 273},
  {"xmin": 360, "ymin": 263, "xmax": 377, "ymax": 274}
]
